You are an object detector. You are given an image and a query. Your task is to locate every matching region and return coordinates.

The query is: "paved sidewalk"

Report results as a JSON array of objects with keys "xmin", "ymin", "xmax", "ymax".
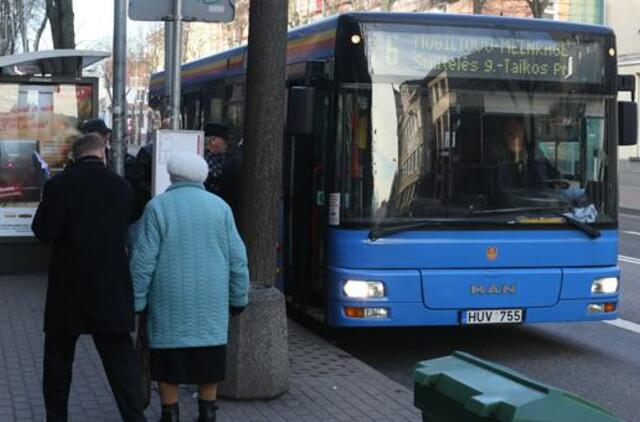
[{"xmin": 0, "ymin": 274, "xmax": 420, "ymax": 421}]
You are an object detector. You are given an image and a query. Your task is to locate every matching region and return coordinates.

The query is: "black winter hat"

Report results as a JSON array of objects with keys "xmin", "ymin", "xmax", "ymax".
[
  {"xmin": 204, "ymin": 122, "xmax": 229, "ymax": 139},
  {"xmin": 79, "ymin": 119, "xmax": 111, "ymax": 135}
]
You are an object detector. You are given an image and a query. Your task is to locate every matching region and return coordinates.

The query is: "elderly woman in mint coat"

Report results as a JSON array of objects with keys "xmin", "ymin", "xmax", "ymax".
[{"xmin": 130, "ymin": 153, "xmax": 249, "ymax": 422}]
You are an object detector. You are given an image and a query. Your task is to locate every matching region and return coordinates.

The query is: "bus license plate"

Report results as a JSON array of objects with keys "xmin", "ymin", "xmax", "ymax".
[{"xmin": 463, "ymin": 309, "xmax": 523, "ymax": 325}]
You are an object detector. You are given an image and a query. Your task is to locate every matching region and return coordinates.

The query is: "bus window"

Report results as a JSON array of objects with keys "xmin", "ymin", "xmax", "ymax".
[
  {"xmin": 225, "ymin": 83, "xmax": 245, "ymax": 145},
  {"xmin": 336, "ymin": 88, "xmax": 373, "ymax": 222}
]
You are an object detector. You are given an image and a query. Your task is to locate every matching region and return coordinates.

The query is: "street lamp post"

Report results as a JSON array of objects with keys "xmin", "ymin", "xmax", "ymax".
[
  {"xmin": 112, "ymin": 0, "xmax": 127, "ymax": 176},
  {"xmin": 163, "ymin": 21, "xmax": 174, "ymax": 123},
  {"xmin": 169, "ymin": 0, "xmax": 183, "ymax": 130}
]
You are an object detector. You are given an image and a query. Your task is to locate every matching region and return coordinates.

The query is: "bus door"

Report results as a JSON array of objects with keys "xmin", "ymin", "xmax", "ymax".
[
  {"xmin": 284, "ymin": 83, "xmax": 330, "ymax": 310},
  {"xmin": 182, "ymin": 92, "xmax": 202, "ymax": 130}
]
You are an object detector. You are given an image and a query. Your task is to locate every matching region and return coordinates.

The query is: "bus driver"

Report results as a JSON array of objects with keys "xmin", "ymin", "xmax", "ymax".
[{"xmin": 496, "ymin": 118, "xmax": 559, "ymax": 191}]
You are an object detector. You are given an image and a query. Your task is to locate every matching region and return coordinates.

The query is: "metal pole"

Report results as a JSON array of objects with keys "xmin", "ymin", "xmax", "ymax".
[
  {"xmin": 169, "ymin": 0, "xmax": 182, "ymax": 130},
  {"xmin": 112, "ymin": 0, "xmax": 127, "ymax": 176},
  {"xmin": 163, "ymin": 21, "xmax": 174, "ymax": 120}
]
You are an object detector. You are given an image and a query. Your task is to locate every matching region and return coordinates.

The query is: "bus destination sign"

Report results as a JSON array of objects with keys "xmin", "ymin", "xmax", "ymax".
[{"xmin": 367, "ymin": 29, "xmax": 605, "ymax": 84}]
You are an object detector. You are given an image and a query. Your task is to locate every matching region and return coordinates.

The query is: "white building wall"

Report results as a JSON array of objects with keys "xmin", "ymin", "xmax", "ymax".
[{"xmin": 607, "ymin": 0, "xmax": 640, "ymax": 159}]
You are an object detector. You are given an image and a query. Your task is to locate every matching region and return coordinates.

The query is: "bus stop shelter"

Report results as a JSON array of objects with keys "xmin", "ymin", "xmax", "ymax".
[{"xmin": 0, "ymin": 50, "xmax": 108, "ymax": 274}]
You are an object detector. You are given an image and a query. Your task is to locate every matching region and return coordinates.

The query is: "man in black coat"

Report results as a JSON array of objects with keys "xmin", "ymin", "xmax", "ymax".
[
  {"xmin": 32, "ymin": 134, "xmax": 146, "ymax": 422},
  {"xmin": 203, "ymin": 122, "xmax": 242, "ymax": 213},
  {"xmin": 127, "ymin": 141, "xmax": 153, "ymax": 220}
]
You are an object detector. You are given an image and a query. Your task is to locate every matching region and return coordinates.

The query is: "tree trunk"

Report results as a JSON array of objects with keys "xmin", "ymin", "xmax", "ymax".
[
  {"xmin": 526, "ymin": 0, "xmax": 550, "ymax": 18},
  {"xmin": 34, "ymin": 12, "xmax": 48, "ymax": 51},
  {"xmin": 46, "ymin": 0, "xmax": 76, "ymax": 73},
  {"xmin": 237, "ymin": 0, "xmax": 288, "ymax": 285},
  {"xmin": 220, "ymin": 0, "xmax": 290, "ymax": 400},
  {"xmin": 46, "ymin": 0, "xmax": 75, "ymax": 48},
  {"xmin": 473, "ymin": 0, "xmax": 486, "ymax": 14},
  {"xmin": 0, "ymin": 0, "xmax": 17, "ymax": 55},
  {"xmin": 381, "ymin": 0, "xmax": 397, "ymax": 11},
  {"xmin": 17, "ymin": 0, "xmax": 28, "ymax": 52}
]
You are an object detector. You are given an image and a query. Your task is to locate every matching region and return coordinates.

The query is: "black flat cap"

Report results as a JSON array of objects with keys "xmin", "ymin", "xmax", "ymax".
[
  {"xmin": 204, "ymin": 122, "xmax": 229, "ymax": 139},
  {"xmin": 79, "ymin": 119, "xmax": 111, "ymax": 135}
]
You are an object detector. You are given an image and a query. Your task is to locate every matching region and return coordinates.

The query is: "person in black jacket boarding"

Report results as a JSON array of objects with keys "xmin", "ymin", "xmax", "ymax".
[
  {"xmin": 32, "ymin": 134, "xmax": 146, "ymax": 422},
  {"xmin": 203, "ymin": 122, "xmax": 242, "ymax": 213}
]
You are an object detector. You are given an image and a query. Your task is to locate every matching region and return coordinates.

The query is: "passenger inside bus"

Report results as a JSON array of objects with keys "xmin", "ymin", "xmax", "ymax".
[{"xmin": 494, "ymin": 118, "xmax": 560, "ymax": 191}]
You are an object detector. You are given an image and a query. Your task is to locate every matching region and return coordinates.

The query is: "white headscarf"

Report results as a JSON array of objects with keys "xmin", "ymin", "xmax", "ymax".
[{"xmin": 167, "ymin": 153, "xmax": 208, "ymax": 184}]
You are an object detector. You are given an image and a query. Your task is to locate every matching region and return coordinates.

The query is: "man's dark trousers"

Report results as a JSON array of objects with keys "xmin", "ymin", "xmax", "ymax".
[{"xmin": 43, "ymin": 333, "xmax": 146, "ymax": 422}]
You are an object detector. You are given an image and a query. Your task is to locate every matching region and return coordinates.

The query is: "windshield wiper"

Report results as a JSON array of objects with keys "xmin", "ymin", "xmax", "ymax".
[
  {"xmin": 469, "ymin": 207, "xmax": 601, "ymax": 239},
  {"xmin": 368, "ymin": 219, "xmax": 444, "ymax": 241},
  {"xmin": 368, "ymin": 207, "xmax": 601, "ymax": 241},
  {"xmin": 368, "ymin": 218, "xmax": 506, "ymax": 241},
  {"xmin": 469, "ymin": 206, "xmax": 569, "ymax": 216}
]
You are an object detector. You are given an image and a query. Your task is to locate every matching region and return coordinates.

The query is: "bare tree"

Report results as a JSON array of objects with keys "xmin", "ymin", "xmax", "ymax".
[
  {"xmin": 288, "ymin": 1, "xmax": 306, "ymax": 28},
  {"xmin": 145, "ymin": 28, "xmax": 164, "ymax": 72},
  {"xmin": 322, "ymin": 0, "xmax": 338, "ymax": 16},
  {"xmin": 45, "ymin": 0, "xmax": 75, "ymax": 49},
  {"xmin": 526, "ymin": 0, "xmax": 550, "ymax": 18},
  {"xmin": 0, "ymin": 0, "xmax": 17, "ymax": 55},
  {"xmin": 473, "ymin": 0, "xmax": 487, "ymax": 14},
  {"xmin": 380, "ymin": 0, "xmax": 398, "ymax": 11},
  {"xmin": 33, "ymin": 12, "xmax": 48, "ymax": 51},
  {"xmin": 0, "ymin": 0, "xmax": 43, "ymax": 55}
]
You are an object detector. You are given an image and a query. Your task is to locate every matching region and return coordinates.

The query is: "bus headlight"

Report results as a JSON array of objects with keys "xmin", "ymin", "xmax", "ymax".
[
  {"xmin": 343, "ymin": 280, "xmax": 386, "ymax": 299},
  {"xmin": 591, "ymin": 277, "xmax": 618, "ymax": 294}
]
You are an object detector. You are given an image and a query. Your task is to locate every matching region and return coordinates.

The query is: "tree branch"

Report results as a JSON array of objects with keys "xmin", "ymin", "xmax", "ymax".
[{"xmin": 34, "ymin": 8, "xmax": 48, "ymax": 51}]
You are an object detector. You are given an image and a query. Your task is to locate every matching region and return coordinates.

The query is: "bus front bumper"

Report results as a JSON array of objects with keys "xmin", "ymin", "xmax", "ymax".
[{"xmin": 326, "ymin": 298, "xmax": 619, "ymax": 327}]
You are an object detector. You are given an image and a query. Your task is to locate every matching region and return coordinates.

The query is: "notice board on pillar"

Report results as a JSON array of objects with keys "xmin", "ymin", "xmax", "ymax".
[{"xmin": 152, "ymin": 130, "xmax": 205, "ymax": 196}]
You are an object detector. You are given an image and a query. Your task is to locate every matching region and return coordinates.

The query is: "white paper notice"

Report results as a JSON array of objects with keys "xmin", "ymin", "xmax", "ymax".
[
  {"xmin": 152, "ymin": 130, "xmax": 204, "ymax": 196},
  {"xmin": 0, "ymin": 207, "xmax": 36, "ymax": 237},
  {"xmin": 329, "ymin": 193, "xmax": 340, "ymax": 226}
]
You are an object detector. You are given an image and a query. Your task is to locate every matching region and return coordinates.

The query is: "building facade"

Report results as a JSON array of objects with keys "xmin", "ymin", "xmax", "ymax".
[{"xmin": 607, "ymin": 0, "xmax": 640, "ymax": 159}]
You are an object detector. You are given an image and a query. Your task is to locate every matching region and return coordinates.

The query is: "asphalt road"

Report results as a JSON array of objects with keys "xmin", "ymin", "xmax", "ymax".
[{"xmin": 331, "ymin": 215, "xmax": 640, "ymax": 421}]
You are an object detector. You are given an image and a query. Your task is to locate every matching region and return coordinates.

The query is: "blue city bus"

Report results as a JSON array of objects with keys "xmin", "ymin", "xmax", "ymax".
[{"xmin": 149, "ymin": 13, "xmax": 637, "ymax": 327}]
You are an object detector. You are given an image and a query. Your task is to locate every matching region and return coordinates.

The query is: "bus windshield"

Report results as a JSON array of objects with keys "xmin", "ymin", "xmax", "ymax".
[{"xmin": 336, "ymin": 24, "xmax": 614, "ymax": 226}]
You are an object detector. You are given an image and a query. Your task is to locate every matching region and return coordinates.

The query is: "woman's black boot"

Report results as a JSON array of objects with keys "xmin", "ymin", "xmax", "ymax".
[
  {"xmin": 159, "ymin": 402, "xmax": 179, "ymax": 422},
  {"xmin": 197, "ymin": 399, "xmax": 218, "ymax": 422}
]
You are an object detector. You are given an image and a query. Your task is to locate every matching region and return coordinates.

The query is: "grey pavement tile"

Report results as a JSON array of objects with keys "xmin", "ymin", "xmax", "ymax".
[{"xmin": 0, "ymin": 275, "xmax": 421, "ymax": 421}]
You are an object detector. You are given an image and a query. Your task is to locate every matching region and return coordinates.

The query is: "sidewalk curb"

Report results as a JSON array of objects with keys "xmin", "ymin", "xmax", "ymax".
[{"xmin": 620, "ymin": 207, "xmax": 640, "ymax": 217}]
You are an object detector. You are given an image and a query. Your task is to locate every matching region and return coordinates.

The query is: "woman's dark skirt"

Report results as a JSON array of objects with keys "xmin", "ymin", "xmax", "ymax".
[{"xmin": 150, "ymin": 345, "xmax": 226, "ymax": 384}]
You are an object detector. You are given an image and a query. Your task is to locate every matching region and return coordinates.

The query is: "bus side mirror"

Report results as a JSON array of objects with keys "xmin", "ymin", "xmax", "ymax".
[
  {"xmin": 619, "ymin": 101, "xmax": 638, "ymax": 146},
  {"xmin": 287, "ymin": 86, "xmax": 316, "ymax": 136}
]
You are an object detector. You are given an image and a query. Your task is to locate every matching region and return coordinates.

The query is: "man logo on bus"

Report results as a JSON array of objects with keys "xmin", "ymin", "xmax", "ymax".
[{"xmin": 487, "ymin": 247, "xmax": 498, "ymax": 261}]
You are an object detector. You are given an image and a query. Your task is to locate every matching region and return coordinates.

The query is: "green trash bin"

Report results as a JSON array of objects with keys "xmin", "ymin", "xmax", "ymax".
[{"xmin": 413, "ymin": 352, "xmax": 620, "ymax": 422}]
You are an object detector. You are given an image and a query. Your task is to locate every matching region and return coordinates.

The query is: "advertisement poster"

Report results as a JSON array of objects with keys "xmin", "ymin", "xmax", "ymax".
[
  {"xmin": 0, "ymin": 82, "xmax": 93, "ymax": 237},
  {"xmin": 0, "ymin": 140, "xmax": 49, "ymax": 236}
]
